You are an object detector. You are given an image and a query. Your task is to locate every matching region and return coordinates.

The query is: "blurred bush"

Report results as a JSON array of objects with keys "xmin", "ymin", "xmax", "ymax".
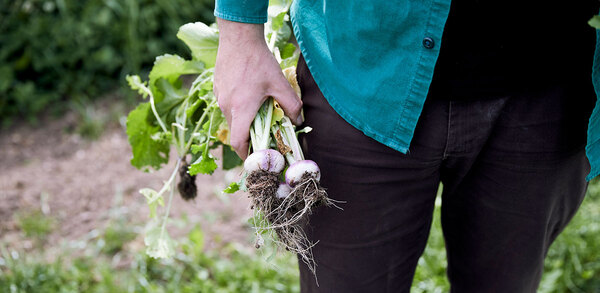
[{"xmin": 0, "ymin": 0, "xmax": 215, "ymax": 126}]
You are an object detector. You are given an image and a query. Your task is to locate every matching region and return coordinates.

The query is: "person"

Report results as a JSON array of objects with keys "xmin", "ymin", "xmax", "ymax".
[{"xmin": 213, "ymin": 0, "xmax": 600, "ymax": 292}]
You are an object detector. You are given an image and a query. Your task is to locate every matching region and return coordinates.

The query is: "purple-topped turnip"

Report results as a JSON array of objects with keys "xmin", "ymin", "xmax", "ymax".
[
  {"xmin": 244, "ymin": 149, "xmax": 285, "ymax": 174},
  {"xmin": 285, "ymin": 160, "xmax": 320, "ymax": 187}
]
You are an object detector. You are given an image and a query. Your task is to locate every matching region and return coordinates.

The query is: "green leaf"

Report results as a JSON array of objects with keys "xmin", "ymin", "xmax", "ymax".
[
  {"xmin": 280, "ymin": 48, "xmax": 300, "ymax": 69},
  {"xmin": 185, "ymin": 98, "xmax": 205, "ymax": 119},
  {"xmin": 191, "ymin": 143, "xmax": 205, "ymax": 154},
  {"xmin": 149, "ymin": 54, "xmax": 204, "ymax": 87},
  {"xmin": 126, "ymin": 75, "xmax": 149, "ymax": 98},
  {"xmin": 202, "ymin": 110, "xmax": 225, "ymax": 136},
  {"xmin": 279, "ymin": 43, "xmax": 297, "ymax": 60},
  {"xmin": 189, "ymin": 152, "xmax": 218, "ymax": 175},
  {"xmin": 200, "ymin": 80, "xmax": 213, "ymax": 91},
  {"xmin": 222, "ymin": 145, "xmax": 243, "ymax": 170},
  {"xmin": 144, "ymin": 221, "xmax": 175, "ymax": 259},
  {"xmin": 273, "ymin": 22, "xmax": 292, "ymax": 50},
  {"xmin": 126, "ymin": 103, "xmax": 170, "ymax": 171},
  {"xmin": 271, "ymin": 104, "xmax": 285, "ymax": 125},
  {"xmin": 222, "ymin": 182, "xmax": 240, "ymax": 194},
  {"xmin": 177, "ymin": 22, "xmax": 219, "ymax": 68},
  {"xmin": 589, "ymin": 15, "xmax": 600, "ymax": 29},
  {"xmin": 269, "ymin": 0, "xmax": 293, "ymax": 6},
  {"xmin": 139, "ymin": 188, "xmax": 164, "ymax": 218},
  {"xmin": 270, "ymin": 10, "xmax": 287, "ymax": 32},
  {"xmin": 154, "ymin": 78, "xmax": 186, "ymax": 123}
]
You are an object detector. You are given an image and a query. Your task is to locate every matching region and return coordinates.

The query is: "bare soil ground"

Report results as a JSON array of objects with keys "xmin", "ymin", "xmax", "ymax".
[{"xmin": 0, "ymin": 100, "xmax": 253, "ymax": 255}]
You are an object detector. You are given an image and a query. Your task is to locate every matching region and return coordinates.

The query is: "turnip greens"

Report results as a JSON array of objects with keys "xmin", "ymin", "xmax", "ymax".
[{"xmin": 125, "ymin": 0, "xmax": 334, "ymax": 273}]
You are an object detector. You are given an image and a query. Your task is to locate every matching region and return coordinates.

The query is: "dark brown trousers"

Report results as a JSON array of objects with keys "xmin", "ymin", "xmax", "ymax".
[{"xmin": 296, "ymin": 56, "xmax": 593, "ymax": 293}]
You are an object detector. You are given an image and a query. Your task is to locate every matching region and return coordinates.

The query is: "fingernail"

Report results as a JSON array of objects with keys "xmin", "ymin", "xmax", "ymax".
[{"xmin": 295, "ymin": 114, "xmax": 304, "ymax": 125}]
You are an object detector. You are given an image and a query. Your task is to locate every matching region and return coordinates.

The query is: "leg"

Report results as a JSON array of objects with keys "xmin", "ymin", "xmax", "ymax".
[
  {"xmin": 442, "ymin": 150, "xmax": 588, "ymax": 292},
  {"xmin": 440, "ymin": 85, "xmax": 593, "ymax": 292},
  {"xmin": 296, "ymin": 56, "xmax": 445, "ymax": 292}
]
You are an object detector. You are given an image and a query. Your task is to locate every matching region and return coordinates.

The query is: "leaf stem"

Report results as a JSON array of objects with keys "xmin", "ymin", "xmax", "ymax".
[
  {"xmin": 250, "ymin": 98, "xmax": 274, "ymax": 151},
  {"xmin": 159, "ymin": 158, "xmax": 181, "ymax": 243},
  {"xmin": 204, "ymin": 110, "xmax": 215, "ymax": 155},
  {"xmin": 279, "ymin": 116, "xmax": 304, "ymax": 162},
  {"xmin": 261, "ymin": 98, "xmax": 274, "ymax": 149},
  {"xmin": 140, "ymin": 85, "xmax": 169, "ymax": 134},
  {"xmin": 250, "ymin": 125, "xmax": 258, "ymax": 151},
  {"xmin": 272, "ymin": 124, "xmax": 297, "ymax": 164},
  {"xmin": 175, "ymin": 99, "xmax": 189, "ymax": 156},
  {"xmin": 183, "ymin": 100, "xmax": 217, "ymax": 154}
]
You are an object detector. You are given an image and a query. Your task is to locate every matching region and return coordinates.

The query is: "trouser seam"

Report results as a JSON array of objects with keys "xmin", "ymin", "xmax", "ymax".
[{"xmin": 442, "ymin": 101, "xmax": 452, "ymax": 159}]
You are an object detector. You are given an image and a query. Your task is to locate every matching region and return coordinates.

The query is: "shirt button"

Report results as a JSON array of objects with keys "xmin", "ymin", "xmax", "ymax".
[{"xmin": 423, "ymin": 37, "xmax": 435, "ymax": 49}]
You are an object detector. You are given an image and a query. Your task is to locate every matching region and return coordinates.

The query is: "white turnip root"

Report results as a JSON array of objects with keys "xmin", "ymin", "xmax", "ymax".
[
  {"xmin": 285, "ymin": 160, "xmax": 320, "ymax": 187},
  {"xmin": 276, "ymin": 182, "xmax": 292, "ymax": 199},
  {"xmin": 244, "ymin": 149, "xmax": 285, "ymax": 173}
]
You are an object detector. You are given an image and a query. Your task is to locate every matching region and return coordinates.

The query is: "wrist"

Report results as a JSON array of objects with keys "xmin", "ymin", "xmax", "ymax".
[{"xmin": 217, "ymin": 18, "xmax": 265, "ymax": 46}]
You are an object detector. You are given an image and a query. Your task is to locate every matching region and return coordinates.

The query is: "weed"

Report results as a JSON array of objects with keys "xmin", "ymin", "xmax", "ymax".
[
  {"xmin": 100, "ymin": 223, "xmax": 137, "ymax": 255},
  {"xmin": 2, "ymin": 183, "xmax": 599, "ymax": 292},
  {"xmin": 14, "ymin": 210, "xmax": 55, "ymax": 241}
]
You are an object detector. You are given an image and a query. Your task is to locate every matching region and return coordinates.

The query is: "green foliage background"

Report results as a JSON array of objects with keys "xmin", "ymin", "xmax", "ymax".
[
  {"xmin": 0, "ymin": 0, "xmax": 214, "ymax": 125},
  {"xmin": 2, "ymin": 181, "xmax": 599, "ymax": 292},
  {"xmin": 0, "ymin": 3, "xmax": 598, "ymax": 291}
]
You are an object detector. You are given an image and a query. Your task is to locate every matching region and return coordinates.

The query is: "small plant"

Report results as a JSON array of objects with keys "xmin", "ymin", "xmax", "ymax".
[
  {"xmin": 70, "ymin": 101, "xmax": 106, "ymax": 140},
  {"xmin": 14, "ymin": 209, "xmax": 55, "ymax": 241},
  {"xmin": 100, "ymin": 223, "xmax": 138, "ymax": 255}
]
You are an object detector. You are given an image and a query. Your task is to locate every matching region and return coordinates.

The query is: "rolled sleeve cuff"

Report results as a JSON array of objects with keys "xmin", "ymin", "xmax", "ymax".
[{"xmin": 214, "ymin": 0, "xmax": 269, "ymax": 24}]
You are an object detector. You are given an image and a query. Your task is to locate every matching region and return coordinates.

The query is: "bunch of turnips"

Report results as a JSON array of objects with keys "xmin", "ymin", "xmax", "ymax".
[{"xmin": 125, "ymin": 0, "xmax": 335, "ymax": 274}]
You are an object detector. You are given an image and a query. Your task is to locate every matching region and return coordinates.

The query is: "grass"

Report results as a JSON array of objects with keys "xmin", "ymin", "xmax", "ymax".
[
  {"xmin": 99, "ymin": 222, "xmax": 138, "ymax": 255},
  {"xmin": 411, "ymin": 188, "xmax": 449, "ymax": 293},
  {"xmin": 2, "ymin": 182, "xmax": 599, "ymax": 292},
  {"xmin": 0, "ymin": 226, "xmax": 300, "ymax": 293},
  {"xmin": 539, "ymin": 181, "xmax": 600, "ymax": 292},
  {"xmin": 14, "ymin": 209, "xmax": 55, "ymax": 241}
]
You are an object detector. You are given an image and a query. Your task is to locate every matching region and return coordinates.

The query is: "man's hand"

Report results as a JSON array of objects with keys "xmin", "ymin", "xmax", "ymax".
[{"xmin": 214, "ymin": 18, "xmax": 302, "ymax": 159}]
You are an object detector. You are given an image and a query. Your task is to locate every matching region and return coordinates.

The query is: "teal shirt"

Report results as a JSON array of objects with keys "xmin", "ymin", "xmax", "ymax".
[
  {"xmin": 586, "ymin": 28, "xmax": 600, "ymax": 180},
  {"xmin": 215, "ymin": 0, "xmax": 600, "ymax": 180}
]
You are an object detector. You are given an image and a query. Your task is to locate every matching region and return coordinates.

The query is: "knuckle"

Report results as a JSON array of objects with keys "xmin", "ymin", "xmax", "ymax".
[
  {"xmin": 285, "ymin": 96, "xmax": 302, "ymax": 116},
  {"xmin": 230, "ymin": 139, "xmax": 243, "ymax": 152},
  {"xmin": 293, "ymin": 98, "xmax": 303, "ymax": 112},
  {"xmin": 217, "ymin": 97, "xmax": 225, "ymax": 109},
  {"xmin": 228, "ymin": 131, "xmax": 241, "ymax": 147},
  {"xmin": 216, "ymin": 94, "xmax": 231, "ymax": 112}
]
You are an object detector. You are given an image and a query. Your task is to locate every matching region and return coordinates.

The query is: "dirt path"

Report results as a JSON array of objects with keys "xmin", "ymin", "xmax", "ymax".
[{"xmin": 0, "ymin": 105, "xmax": 253, "ymax": 253}]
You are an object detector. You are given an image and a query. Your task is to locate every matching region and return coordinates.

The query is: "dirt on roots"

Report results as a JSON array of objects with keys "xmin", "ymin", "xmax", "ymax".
[{"xmin": 245, "ymin": 170, "xmax": 334, "ymax": 275}]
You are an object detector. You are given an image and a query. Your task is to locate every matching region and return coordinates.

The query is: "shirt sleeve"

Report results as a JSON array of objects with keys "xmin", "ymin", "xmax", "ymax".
[
  {"xmin": 585, "ymin": 27, "xmax": 600, "ymax": 181},
  {"xmin": 214, "ymin": 0, "xmax": 269, "ymax": 24}
]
